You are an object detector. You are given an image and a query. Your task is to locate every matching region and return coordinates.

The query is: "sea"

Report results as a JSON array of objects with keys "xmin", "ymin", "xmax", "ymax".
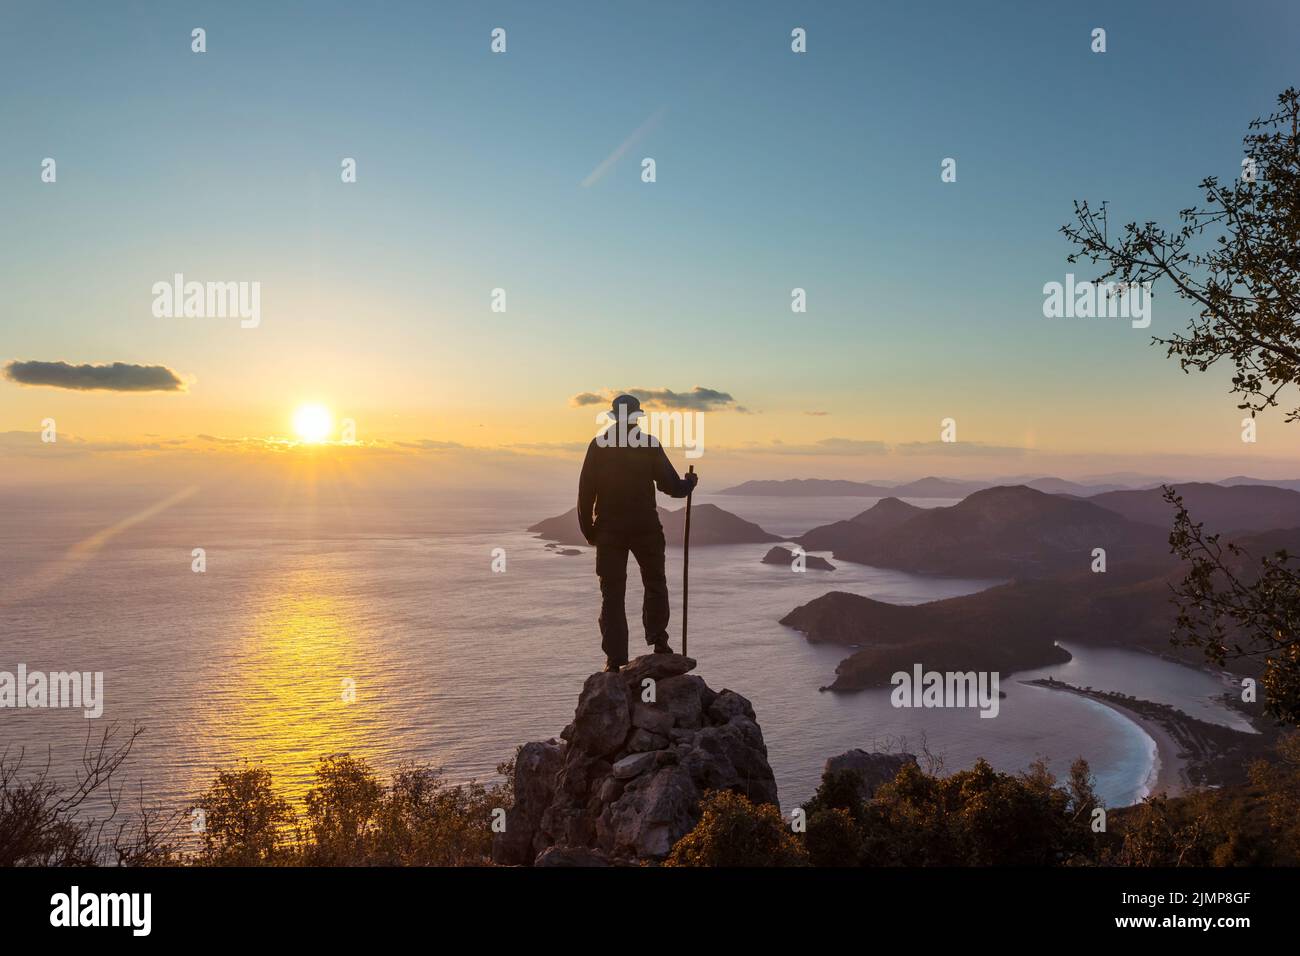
[{"xmin": 0, "ymin": 487, "xmax": 1253, "ymax": 818}]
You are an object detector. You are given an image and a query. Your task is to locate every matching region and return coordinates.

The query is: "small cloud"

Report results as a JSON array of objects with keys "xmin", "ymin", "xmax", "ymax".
[
  {"xmin": 4, "ymin": 360, "xmax": 186, "ymax": 392},
  {"xmin": 570, "ymin": 386, "xmax": 741, "ymax": 412},
  {"xmin": 804, "ymin": 411, "xmax": 830, "ymax": 416}
]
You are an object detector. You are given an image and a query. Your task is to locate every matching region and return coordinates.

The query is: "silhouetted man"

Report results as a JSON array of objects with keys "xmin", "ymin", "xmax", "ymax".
[{"xmin": 578, "ymin": 394, "xmax": 698, "ymax": 671}]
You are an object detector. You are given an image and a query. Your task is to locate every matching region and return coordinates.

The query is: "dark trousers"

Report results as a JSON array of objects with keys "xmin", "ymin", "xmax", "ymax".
[{"xmin": 595, "ymin": 526, "xmax": 670, "ymax": 665}]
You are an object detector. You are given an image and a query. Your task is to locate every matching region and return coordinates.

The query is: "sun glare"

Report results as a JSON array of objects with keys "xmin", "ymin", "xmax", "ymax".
[{"xmin": 292, "ymin": 403, "xmax": 333, "ymax": 443}]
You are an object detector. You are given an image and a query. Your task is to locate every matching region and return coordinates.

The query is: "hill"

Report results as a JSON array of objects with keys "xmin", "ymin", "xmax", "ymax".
[
  {"xmin": 717, "ymin": 476, "xmax": 988, "ymax": 498},
  {"xmin": 528, "ymin": 503, "xmax": 780, "ymax": 546},
  {"xmin": 1220, "ymin": 475, "xmax": 1300, "ymax": 493},
  {"xmin": 797, "ymin": 497, "xmax": 923, "ymax": 553},
  {"xmin": 1089, "ymin": 482, "xmax": 1300, "ymax": 533},
  {"xmin": 780, "ymin": 586, "xmax": 1075, "ymax": 690},
  {"xmin": 716, "ymin": 478, "xmax": 896, "ymax": 497},
  {"xmin": 800, "ymin": 485, "xmax": 1166, "ymax": 578},
  {"xmin": 716, "ymin": 475, "xmax": 1139, "ymax": 498},
  {"xmin": 782, "ymin": 525, "xmax": 1300, "ymax": 691}
]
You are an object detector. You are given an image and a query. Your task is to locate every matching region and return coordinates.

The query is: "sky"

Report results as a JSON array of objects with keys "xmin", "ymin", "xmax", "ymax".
[{"xmin": 3, "ymin": 0, "xmax": 1300, "ymax": 491}]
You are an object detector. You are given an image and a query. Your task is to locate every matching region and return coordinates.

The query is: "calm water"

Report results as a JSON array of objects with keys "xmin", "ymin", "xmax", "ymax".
[{"xmin": 0, "ymin": 488, "xmax": 1248, "ymax": 814}]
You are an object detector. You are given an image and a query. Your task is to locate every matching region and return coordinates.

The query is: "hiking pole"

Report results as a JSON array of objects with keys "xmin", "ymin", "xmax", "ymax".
[{"xmin": 682, "ymin": 465, "xmax": 695, "ymax": 656}]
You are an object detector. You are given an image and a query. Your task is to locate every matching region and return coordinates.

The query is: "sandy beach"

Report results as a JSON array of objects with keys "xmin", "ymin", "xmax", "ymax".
[
  {"xmin": 1023, "ymin": 680, "xmax": 1190, "ymax": 802},
  {"xmin": 1095, "ymin": 697, "xmax": 1189, "ymax": 800}
]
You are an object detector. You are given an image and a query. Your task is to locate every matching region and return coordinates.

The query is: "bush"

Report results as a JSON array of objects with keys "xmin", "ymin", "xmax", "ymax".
[
  {"xmin": 0, "ymin": 724, "xmax": 179, "ymax": 866},
  {"xmin": 665, "ymin": 790, "xmax": 807, "ymax": 867},
  {"xmin": 859, "ymin": 758, "xmax": 1099, "ymax": 866},
  {"xmin": 368, "ymin": 764, "xmax": 497, "ymax": 866},
  {"xmin": 303, "ymin": 754, "xmax": 385, "ymax": 864},
  {"xmin": 192, "ymin": 753, "xmax": 499, "ymax": 866},
  {"xmin": 805, "ymin": 807, "xmax": 861, "ymax": 867},
  {"xmin": 194, "ymin": 764, "xmax": 297, "ymax": 865}
]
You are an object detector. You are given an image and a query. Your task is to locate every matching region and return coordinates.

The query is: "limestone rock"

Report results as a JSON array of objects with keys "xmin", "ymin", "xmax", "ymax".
[
  {"xmin": 655, "ymin": 674, "xmax": 714, "ymax": 730},
  {"xmin": 823, "ymin": 749, "xmax": 918, "ymax": 800},
  {"xmin": 491, "ymin": 739, "xmax": 565, "ymax": 865},
  {"xmin": 708, "ymin": 688, "xmax": 757, "ymax": 724},
  {"xmin": 502, "ymin": 651, "xmax": 780, "ymax": 864},
  {"xmin": 534, "ymin": 845, "xmax": 611, "ymax": 867},
  {"xmin": 626, "ymin": 728, "xmax": 668, "ymax": 753},
  {"xmin": 596, "ymin": 765, "xmax": 700, "ymax": 859},
  {"xmin": 568, "ymin": 672, "xmax": 631, "ymax": 757},
  {"xmin": 630, "ymin": 702, "xmax": 674, "ymax": 736},
  {"xmin": 621, "ymin": 653, "xmax": 697, "ymax": 686},
  {"xmin": 679, "ymin": 719, "xmax": 778, "ymax": 805},
  {"xmin": 612, "ymin": 751, "xmax": 658, "ymax": 779}
]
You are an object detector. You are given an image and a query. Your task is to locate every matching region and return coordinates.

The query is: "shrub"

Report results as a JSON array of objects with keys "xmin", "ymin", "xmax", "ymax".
[
  {"xmin": 805, "ymin": 807, "xmax": 861, "ymax": 867},
  {"xmin": 194, "ymin": 764, "xmax": 297, "ymax": 865},
  {"xmin": 0, "ymin": 724, "xmax": 179, "ymax": 867},
  {"xmin": 665, "ymin": 790, "xmax": 807, "ymax": 867}
]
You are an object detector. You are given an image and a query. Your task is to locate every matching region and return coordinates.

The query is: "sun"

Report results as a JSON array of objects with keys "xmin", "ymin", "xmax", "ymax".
[{"xmin": 292, "ymin": 403, "xmax": 333, "ymax": 443}]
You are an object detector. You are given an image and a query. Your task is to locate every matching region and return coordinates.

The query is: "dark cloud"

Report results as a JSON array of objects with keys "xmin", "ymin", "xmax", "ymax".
[
  {"xmin": 570, "ymin": 386, "xmax": 739, "ymax": 411},
  {"xmin": 4, "ymin": 360, "xmax": 185, "ymax": 392}
]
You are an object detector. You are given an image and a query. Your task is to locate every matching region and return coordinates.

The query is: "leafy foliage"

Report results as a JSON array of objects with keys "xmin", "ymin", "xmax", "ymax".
[
  {"xmin": 195, "ymin": 754, "xmax": 499, "ymax": 866},
  {"xmin": 1065, "ymin": 89, "xmax": 1300, "ymax": 724},
  {"xmin": 194, "ymin": 764, "xmax": 297, "ymax": 865},
  {"xmin": 1165, "ymin": 486, "xmax": 1300, "ymax": 723},
  {"xmin": 1063, "ymin": 88, "xmax": 1300, "ymax": 421},
  {"xmin": 0, "ymin": 724, "xmax": 179, "ymax": 867},
  {"xmin": 664, "ymin": 789, "xmax": 808, "ymax": 867}
]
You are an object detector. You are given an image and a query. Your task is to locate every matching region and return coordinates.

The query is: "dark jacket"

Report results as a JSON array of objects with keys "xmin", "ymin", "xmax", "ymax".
[{"xmin": 578, "ymin": 427, "xmax": 695, "ymax": 542}]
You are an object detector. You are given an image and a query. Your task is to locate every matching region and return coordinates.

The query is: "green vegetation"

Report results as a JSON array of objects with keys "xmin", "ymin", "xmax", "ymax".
[
  {"xmin": 664, "ymin": 789, "xmax": 808, "ymax": 867},
  {"xmin": 0, "ymin": 726, "xmax": 508, "ymax": 867},
  {"xmin": 8, "ymin": 728, "xmax": 1300, "ymax": 867},
  {"xmin": 0, "ymin": 725, "xmax": 177, "ymax": 867},
  {"xmin": 666, "ymin": 733, "xmax": 1300, "ymax": 866},
  {"xmin": 800, "ymin": 757, "xmax": 1098, "ymax": 866},
  {"xmin": 192, "ymin": 753, "xmax": 507, "ymax": 866},
  {"xmin": 1065, "ymin": 88, "xmax": 1300, "ymax": 724}
]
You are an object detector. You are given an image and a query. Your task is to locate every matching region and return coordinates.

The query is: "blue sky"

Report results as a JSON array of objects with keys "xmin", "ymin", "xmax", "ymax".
[{"xmin": 3, "ymin": 0, "xmax": 1299, "ymax": 484}]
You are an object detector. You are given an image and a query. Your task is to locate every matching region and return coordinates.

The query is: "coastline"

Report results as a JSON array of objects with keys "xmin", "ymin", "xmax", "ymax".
[
  {"xmin": 1023, "ymin": 680, "xmax": 1188, "ymax": 802},
  {"xmin": 1096, "ymin": 695, "xmax": 1188, "ymax": 800}
]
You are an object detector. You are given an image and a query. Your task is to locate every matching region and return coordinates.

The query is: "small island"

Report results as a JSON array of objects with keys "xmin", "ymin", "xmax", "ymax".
[
  {"xmin": 529, "ymin": 503, "xmax": 780, "ymax": 547},
  {"xmin": 761, "ymin": 546, "xmax": 834, "ymax": 571}
]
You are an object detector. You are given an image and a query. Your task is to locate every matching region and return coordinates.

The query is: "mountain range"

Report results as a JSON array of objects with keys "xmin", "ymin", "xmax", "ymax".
[
  {"xmin": 795, "ymin": 485, "xmax": 1168, "ymax": 578},
  {"xmin": 1082, "ymin": 482, "xmax": 1300, "ymax": 532},
  {"xmin": 781, "ymin": 489, "xmax": 1300, "ymax": 691},
  {"xmin": 718, "ymin": 475, "xmax": 1300, "ymax": 499},
  {"xmin": 793, "ymin": 482, "xmax": 1300, "ymax": 579},
  {"xmin": 782, "ymin": 520, "xmax": 1296, "ymax": 691}
]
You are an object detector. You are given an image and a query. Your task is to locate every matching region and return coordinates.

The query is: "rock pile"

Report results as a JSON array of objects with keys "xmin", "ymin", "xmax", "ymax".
[{"xmin": 492, "ymin": 653, "xmax": 779, "ymax": 865}]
